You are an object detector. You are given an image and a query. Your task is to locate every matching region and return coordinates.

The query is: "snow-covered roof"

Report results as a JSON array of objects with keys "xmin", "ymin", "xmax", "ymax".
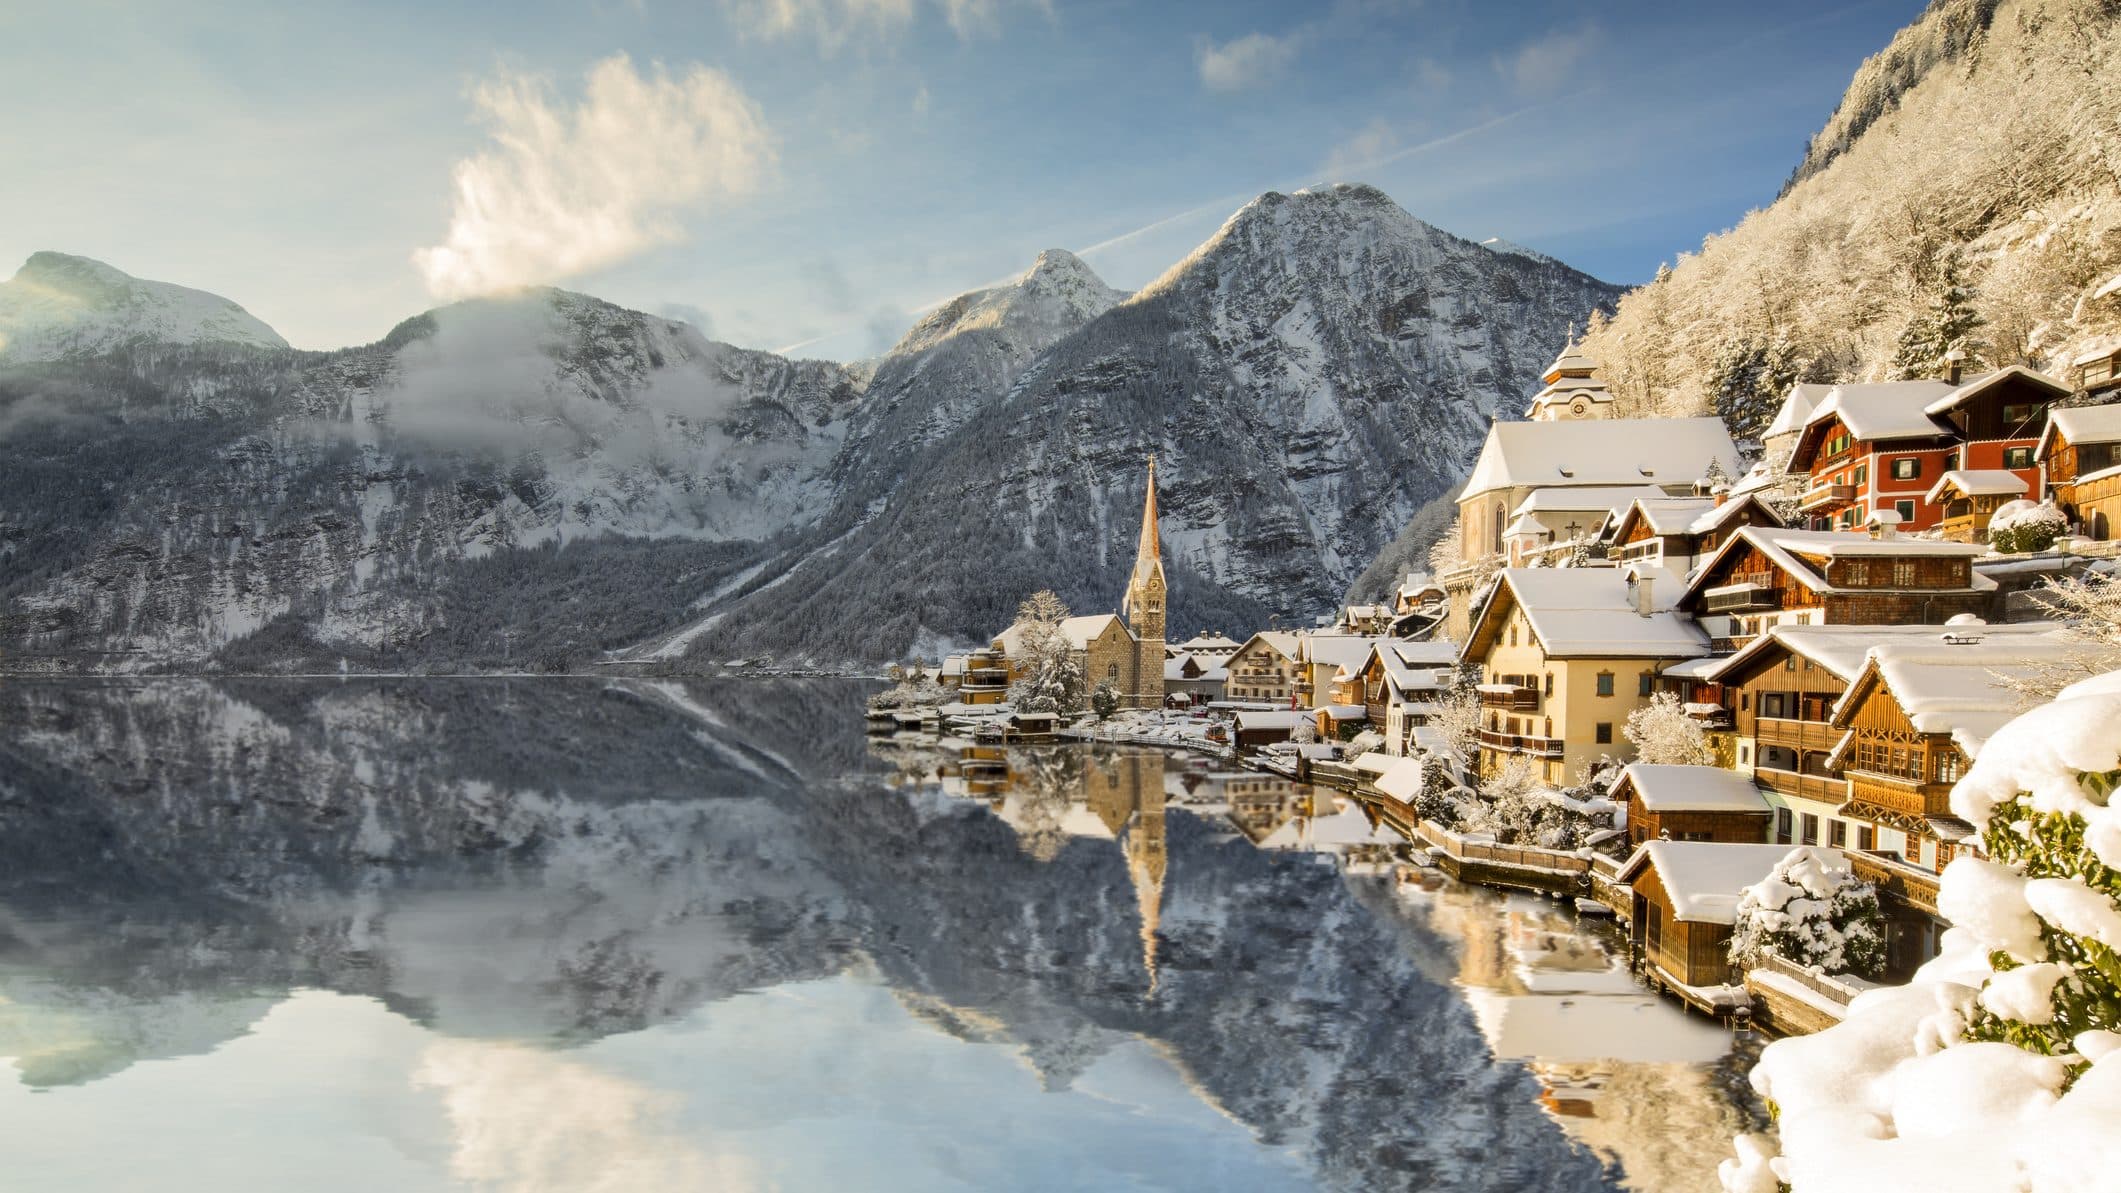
[
  {"xmin": 1624, "ymin": 496, "xmax": 1719, "ymax": 536},
  {"xmin": 1800, "ymin": 380, "xmax": 1958, "ymax": 443},
  {"xmin": 1164, "ymin": 655, "xmax": 1229, "ymax": 682},
  {"xmin": 1658, "ymin": 656, "xmax": 1729, "ymax": 681},
  {"xmin": 1234, "ymin": 710, "xmax": 1307, "ymax": 731},
  {"xmin": 1834, "ymin": 630, "xmax": 2084, "ymax": 758},
  {"xmin": 995, "ymin": 613, "xmax": 1124, "ymax": 655},
  {"xmin": 1925, "ymin": 469, "xmax": 2029, "ymax": 503},
  {"xmin": 1374, "ymin": 755, "xmax": 1427, "ymax": 802},
  {"xmin": 1233, "ymin": 630, "xmax": 1302, "ymax": 662},
  {"xmin": 1920, "ymin": 365, "xmax": 2070, "ymax": 417},
  {"xmin": 1511, "ymin": 485, "xmax": 1668, "ymax": 518},
  {"xmin": 1300, "ymin": 634, "xmax": 1384, "ymax": 673},
  {"xmin": 1627, "ymin": 842, "xmax": 1832, "ymax": 925},
  {"xmin": 2038, "ymin": 402, "xmax": 2121, "ymax": 458},
  {"xmin": 1316, "ymin": 703, "xmax": 1367, "ymax": 720},
  {"xmin": 1459, "ymin": 417, "xmax": 1741, "ymax": 500},
  {"xmin": 1764, "ymin": 383, "xmax": 1837, "ymax": 440},
  {"xmin": 1503, "ymin": 512, "xmax": 1551, "ymax": 539},
  {"xmin": 1684, "ymin": 526, "xmax": 1988, "ymax": 603},
  {"xmin": 1176, "ymin": 632, "xmax": 1243, "ymax": 653},
  {"xmin": 1704, "ymin": 621, "xmax": 2062, "ymax": 686},
  {"xmin": 1468, "ymin": 567, "xmax": 1709, "ymax": 660},
  {"xmin": 1616, "ymin": 764, "xmax": 1769, "ymax": 814}
]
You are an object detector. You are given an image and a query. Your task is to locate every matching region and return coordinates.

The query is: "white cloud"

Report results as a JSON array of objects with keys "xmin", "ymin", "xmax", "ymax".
[
  {"xmin": 1323, "ymin": 116, "xmax": 1400, "ymax": 179},
  {"xmin": 718, "ymin": 0, "xmax": 1039, "ymax": 52},
  {"xmin": 413, "ymin": 54, "xmax": 774, "ymax": 300},
  {"xmin": 414, "ymin": 1040, "xmax": 765, "ymax": 1193},
  {"xmin": 1499, "ymin": 26, "xmax": 1602, "ymax": 95},
  {"xmin": 1196, "ymin": 31, "xmax": 1303, "ymax": 92}
]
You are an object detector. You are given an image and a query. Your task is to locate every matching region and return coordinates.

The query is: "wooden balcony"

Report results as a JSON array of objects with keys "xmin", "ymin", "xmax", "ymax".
[
  {"xmin": 1703, "ymin": 574, "xmax": 1779, "ymax": 613},
  {"xmin": 1754, "ymin": 766, "xmax": 1847, "ymax": 806},
  {"xmin": 1797, "ymin": 482, "xmax": 1857, "ymax": 511},
  {"xmin": 1478, "ymin": 728, "xmax": 1564, "ymax": 759},
  {"xmin": 1754, "ymin": 716, "xmax": 1840, "ymax": 750},
  {"xmin": 1848, "ymin": 770, "xmax": 1955, "ymax": 818},
  {"xmin": 1477, "ymin": 683, "xmax": 1539, "ymax": 711},
  {"xmin": 1848, "ymin": 850, "xmax": 1942, "ymax": 917}
]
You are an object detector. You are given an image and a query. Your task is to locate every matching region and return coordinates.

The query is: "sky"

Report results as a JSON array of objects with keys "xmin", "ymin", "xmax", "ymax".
[{"xmin": 0, "ymin": 0, "xmax": 1924, "ymax": 361}]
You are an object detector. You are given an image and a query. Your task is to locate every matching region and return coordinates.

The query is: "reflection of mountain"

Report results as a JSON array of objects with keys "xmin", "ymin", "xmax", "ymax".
[{"xmin": 0, "ymin": 680, "xmax": 1618, "ymax": 1191}]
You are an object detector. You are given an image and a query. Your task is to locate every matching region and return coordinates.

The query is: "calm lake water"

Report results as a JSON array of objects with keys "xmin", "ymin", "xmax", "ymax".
[{"xmin": 0, "ymin": 679, "xmax": 1762, "ymax": 1191}]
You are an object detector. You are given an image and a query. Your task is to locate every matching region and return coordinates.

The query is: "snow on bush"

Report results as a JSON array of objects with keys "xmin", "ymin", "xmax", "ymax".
[
  {"xmin": 1623, "ymin": 691, "xmax": 1715, "ymax": 766},
  {"xmin": 1720, "ymin": 674, "xmax": 2121, "ymax": 1193},
  {"xmin": 1987, "ymin": 499, "xmax": 2067, "ymax": 554},
  {"xmin": 868, "ymin": 671, "xmax": 946, "ymax": 710},
  {"xmin": 1727, "ymin": 846, "xmax": 1886, "ymax": 978}
]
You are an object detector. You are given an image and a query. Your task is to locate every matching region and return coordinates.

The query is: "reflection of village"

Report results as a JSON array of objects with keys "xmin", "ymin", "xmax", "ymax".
[{"xmin": 872, "ymin": 734, "xmax": 1763, "ymax": 1177}]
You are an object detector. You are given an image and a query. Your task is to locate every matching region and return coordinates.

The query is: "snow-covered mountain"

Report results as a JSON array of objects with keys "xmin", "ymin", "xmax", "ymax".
[
  {"xmin": 675, "ymin": 185, "xmax": 1622, "ymax": 662},
  {"xmin": 1, "ymin": 186, "xmax": 1618, "ymax": 670},
  {"xmin": 0, "ymin": 252, "xmax": 288, "ymax": 361}
]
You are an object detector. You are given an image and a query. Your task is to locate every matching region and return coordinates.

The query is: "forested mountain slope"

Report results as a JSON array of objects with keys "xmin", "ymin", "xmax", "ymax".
[{"xmin": 1579, "ymin": 0, "xmax": 2121, "ymax": 437}]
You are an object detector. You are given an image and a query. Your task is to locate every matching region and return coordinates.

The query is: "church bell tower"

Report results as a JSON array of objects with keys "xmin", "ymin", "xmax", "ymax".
[{"xmin": 1122, "ymin": 455, "xmax": 1167, "ymax": 709}]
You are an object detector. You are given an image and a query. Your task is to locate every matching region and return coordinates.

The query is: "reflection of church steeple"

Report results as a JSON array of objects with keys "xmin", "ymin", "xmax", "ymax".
[{"xmin": 1123, "ymin": 774, "xmax": 1167, "ymax": 998}]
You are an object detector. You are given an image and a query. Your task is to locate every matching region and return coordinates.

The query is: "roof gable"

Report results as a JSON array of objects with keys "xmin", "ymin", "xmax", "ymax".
[{"xmin": 1460, "ymin": 417, "xmax": 1739, "ymax": 500}]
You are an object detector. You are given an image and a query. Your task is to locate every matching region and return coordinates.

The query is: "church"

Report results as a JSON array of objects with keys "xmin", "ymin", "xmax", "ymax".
[{"xmin": 988, "ymin": 456, "xmax": 1168, "ymax": 710}]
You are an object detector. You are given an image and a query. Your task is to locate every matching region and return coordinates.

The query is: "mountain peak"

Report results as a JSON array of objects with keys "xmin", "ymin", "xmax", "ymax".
[
  {"xmin": 887, "ymin": 248, "xmax": 1125, "ymax": 359},
  {"xmin": 0, "ymin": 252, "xmax": 288, "ymax": 361}
]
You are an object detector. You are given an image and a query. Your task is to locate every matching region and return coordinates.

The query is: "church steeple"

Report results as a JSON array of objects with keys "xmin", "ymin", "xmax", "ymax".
[
  {"xmin": 1122, "ymin": 455, "xmax": 1167, "ymax": 710},
  {"xmin": 1123, "ymin": 455, "xmax": 1166, "ymax": 639}
]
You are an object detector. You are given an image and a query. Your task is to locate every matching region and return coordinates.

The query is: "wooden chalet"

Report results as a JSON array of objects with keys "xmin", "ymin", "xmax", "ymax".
[
  {"xmin": 2038, "ymin": 403, "xmax": 2121, "ymax": 541},
  {"xmin": 1623, "ymin": 842, "xmax": 1817, "ymax": 989},
  {"xmin": 1921, "ymin": 365, "xmax": 2068, "ymax": 502},
  {"xmin": 1613, "ymin": 764, "xmax": 1771, "ymax": 848},
  {"xmin": 1924, "ymin": 469, "xmax": 2030, "ymax": 542},
  {"xmin": 1676, "ymin": 525, "xmax": 1992, "ymax": 652},
  {"xmin": 1787, "ymin": 380, "xmax": 1962, "ymax": 531},
  {"xmin": 1606, "ymin": 491, "xmax": 1782, "ymax": 572}
]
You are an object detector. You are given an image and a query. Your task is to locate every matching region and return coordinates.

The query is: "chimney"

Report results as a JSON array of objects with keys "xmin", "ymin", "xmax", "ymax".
[
  {"xmin": 1633, "ymin": 571, "xmax": 1654, "ymax": 618},
  {"xmin": 1945, "ymin": 348, "xmax": 1966, "ymax": 385},
  {"xmin": 1869, "ymin": 509, "xmax": 1903, "ymax": 540},
  {"xmin": 1712, "ymin": 483, "xmax": 1731, "ymax": 508}
]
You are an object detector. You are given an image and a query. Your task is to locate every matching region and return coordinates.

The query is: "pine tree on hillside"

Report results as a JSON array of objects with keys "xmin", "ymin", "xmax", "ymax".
[
  {"xmin": 1891, "ymin": 251, "xmax": 1989, "ymax": 379},
  {"xmin": 1709, "ymin": 334, "xmax": 1814, "ymax": 443}
]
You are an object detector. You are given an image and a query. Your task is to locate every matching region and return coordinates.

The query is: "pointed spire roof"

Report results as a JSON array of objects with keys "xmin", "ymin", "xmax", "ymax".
[{"xmin": 1123, "ymin": 454, "xmax": 1165, "ymax": 616}]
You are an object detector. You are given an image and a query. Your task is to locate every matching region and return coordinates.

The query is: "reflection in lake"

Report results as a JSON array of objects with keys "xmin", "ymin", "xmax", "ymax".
[{"xmin": 0, "ymin": 680, "xmax": 1756, "ymax": 1191}]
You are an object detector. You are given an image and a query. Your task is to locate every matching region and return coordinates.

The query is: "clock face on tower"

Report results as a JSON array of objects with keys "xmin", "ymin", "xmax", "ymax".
[{"xmin": 1571, "ymin": 400, "xmax": 1586, "ymax": 415}]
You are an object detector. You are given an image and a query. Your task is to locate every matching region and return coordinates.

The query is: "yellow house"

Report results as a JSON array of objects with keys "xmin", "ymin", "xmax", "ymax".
[{"xmin": 1458, "ymin": 566, "xmax": 1710, "ymax": 784}]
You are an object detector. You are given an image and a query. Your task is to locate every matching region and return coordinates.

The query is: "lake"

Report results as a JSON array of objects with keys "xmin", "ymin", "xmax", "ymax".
[{"xmin": 0, "ymin": 678, "xmax": 1762, "ymax": 1191}]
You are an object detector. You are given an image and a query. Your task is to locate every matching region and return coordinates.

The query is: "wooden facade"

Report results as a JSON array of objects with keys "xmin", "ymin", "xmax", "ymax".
[
  {"xmin": 1830, "ymin": 662, "xmax": 1972, "ymax": 873},
  {"xmin": 1627, "ymin": 858, "xmax": 1739, "ymax": 988},
  {"xmin": 2041, "ymin": 415, "xmax": 2121, "ymax": 541},
  {"xmin": 1621, "ymin": 795, "xmax": 1771, "ymax": 847},
  {"xmin": 1683, "ymin": 533, "xmax": 1992, "ymax": 651}
]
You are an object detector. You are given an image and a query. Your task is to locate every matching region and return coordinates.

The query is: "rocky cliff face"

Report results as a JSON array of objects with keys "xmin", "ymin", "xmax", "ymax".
[{"xmin": 1, "ymin": 183, "xmax": 1618, "ymax": 670}]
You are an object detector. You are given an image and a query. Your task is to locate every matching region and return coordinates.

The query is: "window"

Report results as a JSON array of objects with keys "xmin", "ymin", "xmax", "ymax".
[
  {"xmin": 2002, "ymin": 402, "xmax": 2039, "ymax": 426},
  {"xmin": 1107, "ymin": 663, "xmax": 1120, "ymax": 680},
  {"xmin": 1595, "ymin": 722, "xmax": 1613, "ymax": 744},
  {"xmin": 1802, "ymin": 814, "xmax": 1819, "ymax": 845},
  {"xmin": 1784, "ymin": 655, "xmax": 1797, "ymax": 672},
  {"xmin": 1857, "ymin": 825, "xmax": 1874, "ymax": 851},
  {"xmin": 1638, "ymin": 672, "xmax": 1653, "ymax": 697},
  {"xmin": 1760, "ymin": 692, "xmax": 1788, "ymax": 718},
  {"xmin": 1596, "ymin": 672, "xmax": 1615, "ymax": 697},
  {"xmin": 1740, "ymin": 692, "xmax": 1750, "ymax": 711},
  {"xmin": 1776, "ymin": 808, "xmax": 1794, "ymax": 844},
  {"xmin": 1543, "ymin": 672, "xmax": 1553, "ymax": 697},
  {"xmin": 1826, "ymin": 431, "xmax": 1852, "ymax": 457},
  {"xmin": 1893, "ymin": 559, "xmax": 1915, "ymax": 587},
  {"xmin": 1895, "ymin": 499, "xmax": 1916, "ymax": 524},
  {"xmin": 2003, "ymin": 446, "xmax": 2033, "ymax": 470},
  {"xmin": 1840, "ymin": 508, "xmax": 1858, "ymax": 529},
  {"xmin": 1892, "ymin": 457, "xmax": 1921, "ymax": 480},
  {"xmin": 1936, "ymin": 750, "xmax": 1965, "ymax": 783},
  {"xmin": 1829, "ymin": 820, "xmax": 1847, "ymax": 847},
  {"xmin": 1855, "ymin": 463, "xmax": 1868, "ymax": 486},
  {"xmin": 1508, "ymin": 624, "xmax": 1516, "ymax": 647}
]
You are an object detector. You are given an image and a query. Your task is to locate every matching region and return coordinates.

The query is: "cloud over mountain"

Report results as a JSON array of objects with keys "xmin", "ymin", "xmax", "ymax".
[{"xmin": 413, "ymin": 54, "xmax": 774, "ymax": 300}]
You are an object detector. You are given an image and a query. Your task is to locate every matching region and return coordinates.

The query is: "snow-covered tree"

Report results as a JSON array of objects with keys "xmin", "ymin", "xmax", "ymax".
[
  {"xmin": 2009, "ymin": 571, "xmax": 2121, "ymax": 698},
  {"xmin": 1891, "ymin": 249, "xmax": 1988, "ymax": 380},
  {"xmin": 1423, "ymin": 683, "xmax": 1482, "ymax": 783},
  {"xmin": 1710, "ymin": 334, "xmax": 1815, "ymax": 443},
  {"xmin": 1727, "ymin": 847, "xmax": 1886, "ymax": 977},
  {"xmin": 1987, "ymin": 499, "xmax": 2068, "ymax": 554},
  {"xmin": 1623, "ymin": 692, "xmax": 1716, "ymax": 766},
  {"xmin": 1005, "ymin": 590, "xmax": 1085, "ymax": 713},
  {"xmin": 1089, "ymin": 681, "xmax": 1120, "ymax": 720},
  {"xmin": 869, "ymin": 669, "xmax": 946, "ymax": 710},
  {"xmin": 1720, "ymin": 672, "xmax": 2121, "ymax": 1193}
]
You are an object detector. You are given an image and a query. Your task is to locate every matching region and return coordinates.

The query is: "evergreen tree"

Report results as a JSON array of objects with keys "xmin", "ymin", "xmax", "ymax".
[
  {"xmin": 1709, "ymin": 334, "xmax": 1811, "ymax": 443},
  {"xmin": 1005, "ymin": 590, "xmax": 1086, "ymax": 713},
  {"xmin": 1891, "ymin": 251, "xmax": 1988, "ymax": 379}
]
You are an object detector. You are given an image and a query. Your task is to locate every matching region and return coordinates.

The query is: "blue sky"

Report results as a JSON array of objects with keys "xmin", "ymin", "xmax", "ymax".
[{"xmin": 1, "ymin": 0, "xmax": 1921, "ymax": 359}]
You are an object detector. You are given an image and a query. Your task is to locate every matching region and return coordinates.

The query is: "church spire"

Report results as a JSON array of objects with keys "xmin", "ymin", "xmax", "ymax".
[{"xmin": 1123, "ymin": 454, "xmax": 1166, "ymax": 633}]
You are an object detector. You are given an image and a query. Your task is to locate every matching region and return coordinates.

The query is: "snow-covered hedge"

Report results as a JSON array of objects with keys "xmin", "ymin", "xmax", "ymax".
[
  {"xmin": 1727, "ymin": 846, "xmax": 1885, "ymax": 978},
  {"xmin": 1988, "ymin": 499, "xmax": 2068, "ymax": 554},
  {"xmin": 1721, "ymin": 673, "xmax": 2121, "ymax": 1193}
]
